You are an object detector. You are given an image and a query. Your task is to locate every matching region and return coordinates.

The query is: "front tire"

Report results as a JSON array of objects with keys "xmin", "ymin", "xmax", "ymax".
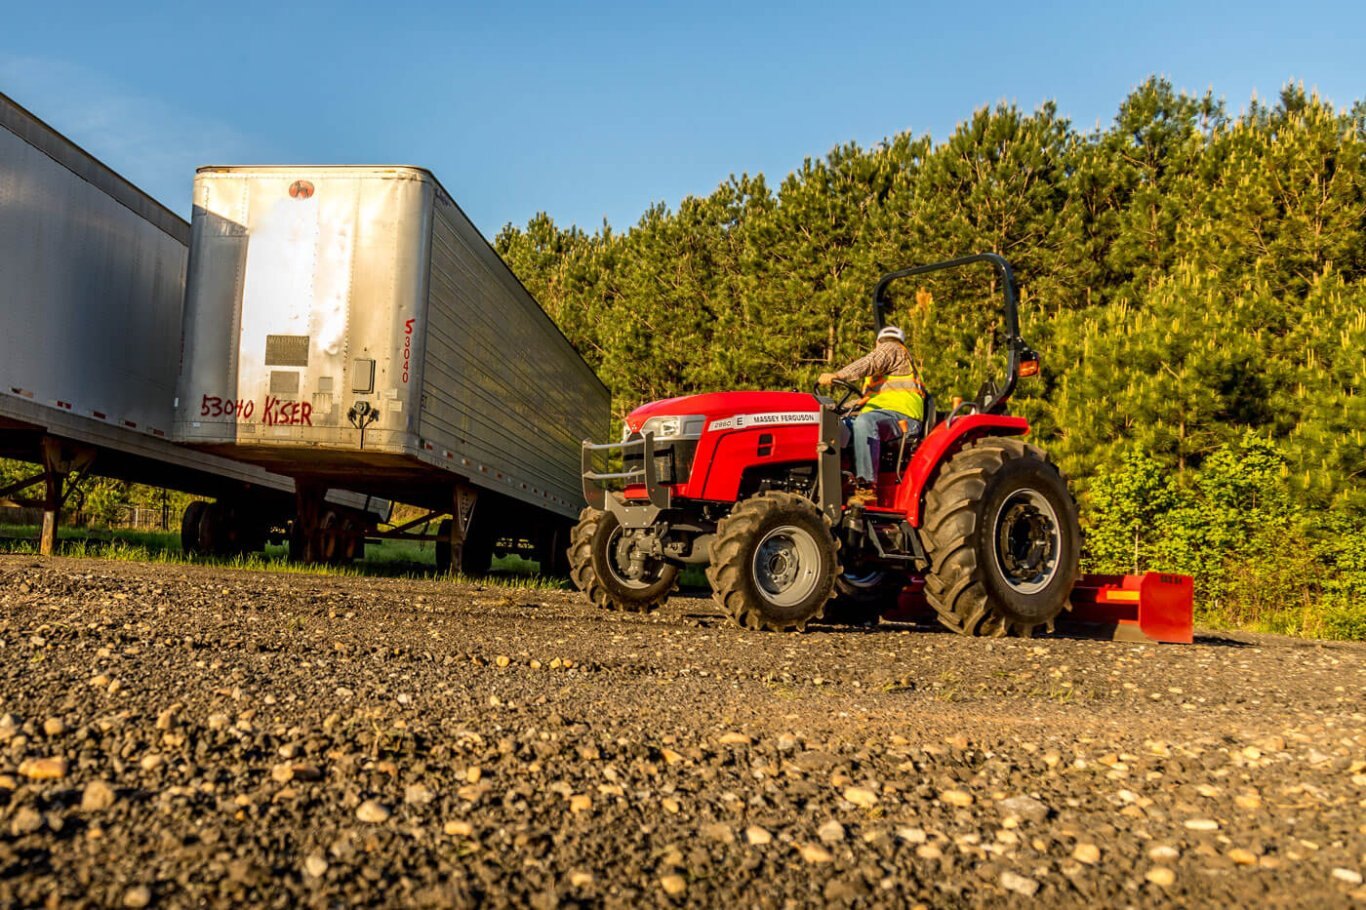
[
  {"xmin": 921, "ymin": 437, "xmax": 1080, "ymax": 637},
  {"xmin": 568, "ymin": 506, "xmax": 679, "ymax": 612},
  {"xmin": 706, "ymin": 491, "xmax": 838, "ymax": 631}
]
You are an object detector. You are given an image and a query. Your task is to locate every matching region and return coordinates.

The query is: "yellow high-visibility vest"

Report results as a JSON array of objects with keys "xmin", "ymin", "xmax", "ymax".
[{"xmin": 861, "ymin": 364, "xmax": 926, "ymax": 420}]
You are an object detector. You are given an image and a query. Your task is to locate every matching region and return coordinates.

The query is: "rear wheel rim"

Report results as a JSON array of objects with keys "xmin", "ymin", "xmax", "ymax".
[
  {"xmin": 752, "ymin": 524, "xmax": 822, "ymax": 607},
  {"xmin": 992, "ymin": 489, "xmax": 1061, "ymax": 595}
]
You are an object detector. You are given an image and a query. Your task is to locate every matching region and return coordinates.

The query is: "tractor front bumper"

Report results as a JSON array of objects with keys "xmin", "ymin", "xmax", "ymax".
[{"xmin": 581, "ymin": 432, "xmax": 672, "ymax": 527}]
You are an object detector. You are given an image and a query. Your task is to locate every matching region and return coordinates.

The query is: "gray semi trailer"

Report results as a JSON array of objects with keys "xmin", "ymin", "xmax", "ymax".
[
  {"xmin": 0, "ymin": 92, "xmax": 336, "ymax": 555},
  {"xmin": 173, "ymin": 166, "xmax": 610, "ymax": 572}
]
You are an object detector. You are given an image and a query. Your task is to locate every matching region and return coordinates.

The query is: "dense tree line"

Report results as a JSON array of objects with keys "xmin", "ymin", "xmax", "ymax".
[{"xmin": 496, "ymin": 78, "xmax": 1365, "ymax": 637}]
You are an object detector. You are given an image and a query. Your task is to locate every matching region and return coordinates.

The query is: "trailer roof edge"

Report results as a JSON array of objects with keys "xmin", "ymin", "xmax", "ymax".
[{"xmin": 0, "ymin": 92, "xmax": 190, "ymax": 245}]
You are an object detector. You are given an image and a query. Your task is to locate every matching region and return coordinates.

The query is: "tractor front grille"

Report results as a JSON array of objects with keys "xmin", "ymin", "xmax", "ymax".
[{"xmin": 623, "ymin": 435, "xmax": 698, "ymax": 486}]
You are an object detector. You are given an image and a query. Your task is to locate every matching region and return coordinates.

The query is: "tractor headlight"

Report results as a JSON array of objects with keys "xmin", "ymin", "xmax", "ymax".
[{"xmin": 640, "ymin": 414, "xmax": 706, "ymax": 440}]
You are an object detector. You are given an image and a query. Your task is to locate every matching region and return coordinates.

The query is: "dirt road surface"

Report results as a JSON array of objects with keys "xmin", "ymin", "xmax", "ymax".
[{"xmin": 1, "ymin": 556, "xmax": 1362, "ymax": 908}]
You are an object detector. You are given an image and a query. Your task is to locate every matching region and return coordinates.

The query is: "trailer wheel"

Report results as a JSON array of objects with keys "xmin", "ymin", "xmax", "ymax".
[
  {"xmin": 196, "ymin": 502, "xmax": 231, "ymax": 557},
  {"xmin": 537, "ymin": 522, "xmax": 573, "ymax": 577},
  {"xmin": 568, "ymin": 506, "xmax": 678, "ymax": 612},
  {"xmin": 341, "ymin": 515, "xmax": 364, "ymax": 562},
  {"xmin": 826, "ymin": 567, "xmax": 902, "ymax": 626},
  {"xmin": 706, "ymin": 491, "xmax": 838, "ymax": 632},
  {"xmin": 180, "ymin": 501, "xmax": 207, "ymax": 555},
  {"xmin": 921, "ymin": 437, "xmax": 1080, "ymax": 637},
  {"xmin": 318, "ymin": 509, "xmax": 344, "ymax": 564}
]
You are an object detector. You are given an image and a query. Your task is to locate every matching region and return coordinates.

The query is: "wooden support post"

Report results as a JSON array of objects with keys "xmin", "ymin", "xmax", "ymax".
[
  {"xmin": 293, "ymin": 483, "xmax": 327, "ymax": 565},
  {"xmin": 39, "ymin": 471, "xmax": 61, "ymax": 557},
  {"xmin": 37, "ymin": 437, "xmax": 96, "ymax": 557},
  {"xmin": 436, "ymin": 483, "xmax": 479, "ymax": 573}
]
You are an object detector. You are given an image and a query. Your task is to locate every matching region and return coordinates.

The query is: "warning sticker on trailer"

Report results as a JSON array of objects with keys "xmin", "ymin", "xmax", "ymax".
[{"xmin": 708, "ymin": 411, "xmax": 820, "ymax": 432}]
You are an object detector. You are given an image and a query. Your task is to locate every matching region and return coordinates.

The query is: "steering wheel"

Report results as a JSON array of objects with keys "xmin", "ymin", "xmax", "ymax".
[
  {"xmin": 945, "ymin": 399, "xmax": 981, "ymax": 426},
  {"xmin": 814, "ymin": 378, "xmax": 864, "ymax": 416}
]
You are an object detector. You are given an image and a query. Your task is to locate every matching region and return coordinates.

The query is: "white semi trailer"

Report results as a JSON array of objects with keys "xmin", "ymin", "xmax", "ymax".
[
  {"xmin": 0, "ymin": 92, "xmax": 347, "ymax": 556},
  {"xmin": 173, "ymin": 166, "xmax": 610, "ymax": 572}
]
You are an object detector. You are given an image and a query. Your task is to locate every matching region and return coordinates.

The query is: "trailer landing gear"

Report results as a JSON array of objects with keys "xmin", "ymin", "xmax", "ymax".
[{"xmin": 0, "ymin": 437, "xmax": 96, "ymax": 556}]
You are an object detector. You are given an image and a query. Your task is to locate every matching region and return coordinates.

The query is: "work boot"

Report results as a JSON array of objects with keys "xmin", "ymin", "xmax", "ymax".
[{"xmin": 847, "ymin": 484, "xmax": 879, "ymax": 508}]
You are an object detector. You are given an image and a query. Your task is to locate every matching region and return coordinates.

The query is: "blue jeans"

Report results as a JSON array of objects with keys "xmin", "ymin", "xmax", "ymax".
[{"xmin": 845, "ymin": 409, "xmax": 922, "ymax": 484}]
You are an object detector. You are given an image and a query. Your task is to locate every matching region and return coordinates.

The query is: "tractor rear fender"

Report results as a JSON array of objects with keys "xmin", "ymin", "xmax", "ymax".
[{"xmin": 895, "ymin": 414, "xmax": 1030, "ymax": 526}]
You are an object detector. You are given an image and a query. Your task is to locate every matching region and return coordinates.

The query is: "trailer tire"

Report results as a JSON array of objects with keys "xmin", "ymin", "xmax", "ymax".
[
  {"xmin": 181, "ymin": 501, "xmax": 207, "ymax": 555},
  {"xmin": 921, "ymin": 437, "xmax": 1079, "ymax": 637},
  {"xmin": 706, "ymin": 491, "xmax": 838, "ymax": 632},
  {"xmin": 196, "ymin": 502, "xmax": 230, "ymax": 557},
  {"xmin": 569, "ymin": 506, "xmax": 678, "ymax": 612},
  {"xmin": 537, "ymin": 522, "xmax": 573, "ymax": 577}
]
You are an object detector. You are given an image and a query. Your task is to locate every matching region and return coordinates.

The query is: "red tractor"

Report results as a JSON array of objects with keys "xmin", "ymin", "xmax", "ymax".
[{"xmin": 569, "ymin": 254, "xmax": 1081, "ymax": 637}]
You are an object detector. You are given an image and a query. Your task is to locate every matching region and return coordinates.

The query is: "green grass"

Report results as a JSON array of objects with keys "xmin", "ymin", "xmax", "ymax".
[{"xmin": 0, "ymin": 524, "xmax": 565, "ymax": 590}]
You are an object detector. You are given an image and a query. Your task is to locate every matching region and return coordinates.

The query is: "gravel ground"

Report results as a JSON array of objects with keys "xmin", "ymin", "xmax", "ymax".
[{"xmin": 0, "ymin": 555, "xmax": 1362, "ymax": 909}]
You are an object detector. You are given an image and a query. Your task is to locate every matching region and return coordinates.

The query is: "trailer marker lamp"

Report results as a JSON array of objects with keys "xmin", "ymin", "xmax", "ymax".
[
  {"xmin": 641, "ymin": 414, "xmax": 707, "ymax": 440},
  {"xmin": 1019, "ymin": 359, "xmax": 1040, "ymax": 377}
]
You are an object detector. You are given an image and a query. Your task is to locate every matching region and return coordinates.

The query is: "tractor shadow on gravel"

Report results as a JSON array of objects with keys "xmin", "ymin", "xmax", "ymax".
[{"xmin": 673, "ymin": 601, "xmax": 1252, "ymax": 648}]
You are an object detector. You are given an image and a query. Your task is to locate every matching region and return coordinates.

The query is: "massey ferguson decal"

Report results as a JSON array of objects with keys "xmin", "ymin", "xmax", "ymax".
[{"xmin": 707, "ymin": 411, "xmax": 820, "ymax": 431}]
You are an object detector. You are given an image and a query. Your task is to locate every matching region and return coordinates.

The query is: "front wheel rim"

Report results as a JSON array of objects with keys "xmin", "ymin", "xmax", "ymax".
[
  {"xmin": 992, "ymin": 489, "xmax": 1061, "ymax": 594},
  {"xmin": 604, "ymin": 525, "xmax": 659, "ymax": 590},
  {"xmin": 752, "ymin": 524, "xmax": 822, "ymax": 607}
]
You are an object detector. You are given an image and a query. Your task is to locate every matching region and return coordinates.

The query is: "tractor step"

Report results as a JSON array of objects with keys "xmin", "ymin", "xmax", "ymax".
[{"xmin": 887, "ymin": 572, "xmax": 1194, "ymax": 643}]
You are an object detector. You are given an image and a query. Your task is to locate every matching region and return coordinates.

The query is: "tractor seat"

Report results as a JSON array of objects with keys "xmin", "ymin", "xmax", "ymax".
[{"xmin": 883, "ymin": 394, "xmax": 934, "ymax": 481}]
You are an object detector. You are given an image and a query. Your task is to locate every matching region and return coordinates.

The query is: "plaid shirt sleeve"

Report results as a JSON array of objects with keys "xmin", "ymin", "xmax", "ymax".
[{"xmin": 833, "ymin": 343, "xmax": 902, "ymax": 383}]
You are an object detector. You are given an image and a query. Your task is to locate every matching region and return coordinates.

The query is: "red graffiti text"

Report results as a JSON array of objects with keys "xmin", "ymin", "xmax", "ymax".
[{"xmin": 263, "ymin": 396, "xmax": 313, "ymax": 427}]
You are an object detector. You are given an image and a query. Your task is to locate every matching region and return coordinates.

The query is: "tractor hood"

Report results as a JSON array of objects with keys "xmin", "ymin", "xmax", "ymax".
[{"xmin": 624, "ymin": 391, "xmax": 820, "ymax": 435}]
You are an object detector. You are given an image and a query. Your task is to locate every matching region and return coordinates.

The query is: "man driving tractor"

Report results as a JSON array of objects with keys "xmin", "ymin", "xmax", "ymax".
[{"xmin": 818, "ymin": 325, "xmax": 927, "ymax": 507}]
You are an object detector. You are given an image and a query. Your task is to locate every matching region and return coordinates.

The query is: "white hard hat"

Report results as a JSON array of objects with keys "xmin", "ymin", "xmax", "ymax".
[{"xmin": 877, "ymin": 325, "xmax": 905, "ymax": 343}]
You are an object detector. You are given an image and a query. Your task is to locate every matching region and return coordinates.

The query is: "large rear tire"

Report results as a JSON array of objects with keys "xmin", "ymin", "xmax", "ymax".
[
  {"xmin": 921, "ymin": 437, "xmax": 1080, "ymax": 637},
  {"xmin": 568, "ymin": 506, "xmax": 678, "ymax": 612},
  {"xmin": 706, "ymin": 491, "xmax": 838, "ymax": 632}
]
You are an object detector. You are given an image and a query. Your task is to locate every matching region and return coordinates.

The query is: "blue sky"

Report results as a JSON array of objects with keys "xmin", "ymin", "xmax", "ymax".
[{"xmin": 3, "ymin": 1, "xmax": 1363, "ymax": 237}]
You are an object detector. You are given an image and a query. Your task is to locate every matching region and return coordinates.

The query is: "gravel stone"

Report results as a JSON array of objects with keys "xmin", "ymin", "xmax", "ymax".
[
  {"xmin": 1000, "ymin": 871, "xmax": 1039, "ymax": 897},
  {"xmin": 81, "ymin": 780, "xmax": 117, "ymax": 812},
  {"xmin": 17, "ymin": 757, "xmax": 67, "ymax": 780},
  {"xmin": 122, "ymin": 885, "xmax": 151, "ymax": 908},
  {"xmin": 817, "ymin": 820, "xmax": 846, "ymax": 843},
  {"xmin": 844, "ymin": 786, "xmax": 878, "ymax": 807},
  {"xmin": 404, "ymin": 783, "xmax": 435, "ymax": 806},
  {"xmin": 1147, "ymin": 867, "xmax": 1177, "ymax": 887},
  {"xmin": 940, "ymin": 789, "xmax": 973, "ymax": 807},
  {"xmin": 355, "ymin": 800, "xmax": 391, "ymax": 824},
  {"xmin": 998, "ymin": 795, "xmax": 1049, "ymax": 822},
  {"xmin": 10, "ymin": 807, "xmax": 43, "ymax": 836},
  {"xmin": 1073, "ymin": 843, "xmax": 1101, "ymax": 865},
  {"xmin": 800, "ymin": 844, "xmax": 834, "ymax": 864}
]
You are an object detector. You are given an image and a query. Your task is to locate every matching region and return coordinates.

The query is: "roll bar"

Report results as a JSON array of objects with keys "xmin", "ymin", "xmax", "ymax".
[{"xmin": 870, "ymin": 252, "xmax": 1036, "ymax": 415}]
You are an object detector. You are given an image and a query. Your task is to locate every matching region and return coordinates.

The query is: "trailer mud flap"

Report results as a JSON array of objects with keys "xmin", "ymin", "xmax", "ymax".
[{"xmin": 889, "ymin": 572, "xmax": 1194, "ymax": 643}]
